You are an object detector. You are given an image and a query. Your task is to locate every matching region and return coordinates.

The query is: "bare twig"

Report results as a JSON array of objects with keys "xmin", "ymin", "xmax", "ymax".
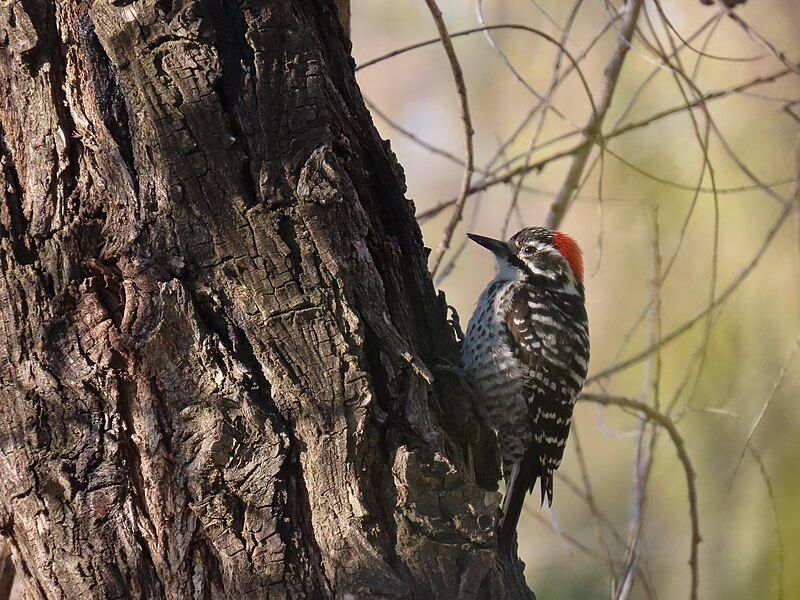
[
  {"xmin": 588, "ymin": 198, "xmax": 796, "ymax": 383},
  {"xmin": 719, "ymin": 4, "xmax": 800, "ymax": 77},
  {"xmin": 581, "ymin": 393, "xmax": 700, "ymax": 600},
  {"xmin": 731, "ymin": 332, "xmax": 800, "ymax": 482},
  {"xmin": 498, "ymin": 0, "xmax": 585, "ymax": 238},
  {"xmin": 430, "ymin": 10, "xmax": 606, "ymax": 283},
  {"xmin": 557, "ymin": 472, "xmax": 628, "ymax": 549},
  {"xmin": 572, "ymin": 427, "xmax": 619, "ymax": 590},
  {"xmin": 524, "ymin": 505, "xmax": 605, "ymax": 563},
  {"xmin": 475, "ymin": 0, "xmax": 582, "ymax": 129},
  {"xmin": 573, "ymin": 10, "xmax": 724, "ymax": 281},
  {"xmin": 650, "ymin": 0, "xmax": 721, "ymax": 419},
  {"xmin": 357, "ymin": 23, "xmax": 601, "ymax": 90},
  {"xmin": 525, "ymin": 504, "xmax": 657, "ymax": 600},
  {"xmin": 606, "ymin": 71, "xmax": 792, "ymax": 382},
  {"xmin": 417, "ymin": 65, "xmax": 796, "ymax": 222},
  {"xmin": 418, "ymin": 143, "xmax": 587, "ymax": 222},
  {"xmin": 482, "ymin": 14, "xmax": 620, "ymax": 175},
  {"xmin": 616, "ymin": 204, "xmax": 663, "ymax": 600},
  {"xmin": 746, "ymin": 447, "xmax": 785, "ymax": 600},
  {"xmin": 651, "ymin": 2, "xmax": 767, "ymax": 63},
  {"xmin": 597, "ymin": 136, "xmax": 799, "ymax": 387},
  {"xmin": 365, "ymin": 99, "xmax": 466, "ymax": 168},
  {"xmin": 422, "ymin": 0, "xmax": 475, "ymax": 277},
  {"xmin": 357, "ymin": 24, "xmax": 512, "ymax": 71},
  {"xmin": 545, "ymin": 0, "xmax": 644, "ymax": 229},
  {"xmin": 557, "ymin": 472, "xmax": 659, "ymax": 599},
  {"xmin": 634, "ymin": 15, "xmax": 790, "ymax": 210}
]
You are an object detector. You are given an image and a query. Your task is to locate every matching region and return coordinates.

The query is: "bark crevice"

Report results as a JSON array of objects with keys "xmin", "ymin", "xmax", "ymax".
[{"xmin": 0, "ymin": 126, "xmax": 34, "ymax": 264}]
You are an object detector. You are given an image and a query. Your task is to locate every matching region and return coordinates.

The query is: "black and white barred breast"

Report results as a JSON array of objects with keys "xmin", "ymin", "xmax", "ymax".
[{"xmin": 461, "ymin": 277, "xmax": 589, "ymax": 502}]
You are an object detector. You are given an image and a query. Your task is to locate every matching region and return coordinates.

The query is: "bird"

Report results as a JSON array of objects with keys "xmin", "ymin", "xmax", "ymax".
[{"xmin": 459, "ymin": 227, "xmax": 589, "ymax": 556}]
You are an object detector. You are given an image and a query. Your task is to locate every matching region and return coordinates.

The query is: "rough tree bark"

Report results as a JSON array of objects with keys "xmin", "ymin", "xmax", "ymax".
[
  {"xmin": 0, "ymin": 540, "xmax": 13, "ymax": 600},
  {"xmin": 335, "ymin": 0, "xmax": 350, "ymax": 36},
  {"xmin": 0, "ymin": 0, "xmax": 532, "ymax": 598}
]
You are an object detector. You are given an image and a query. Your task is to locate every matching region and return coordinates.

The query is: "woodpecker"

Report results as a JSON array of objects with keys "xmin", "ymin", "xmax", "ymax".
[{"xmin": 460, "ymin": 227, "xmax": 589, "ymax": 554}]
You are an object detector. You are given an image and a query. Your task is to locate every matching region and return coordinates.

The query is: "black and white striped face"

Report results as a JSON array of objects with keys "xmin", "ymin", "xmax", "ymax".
[{"xmin": 468, "ymin": 227, "xmax": 584, "ymax": 296}]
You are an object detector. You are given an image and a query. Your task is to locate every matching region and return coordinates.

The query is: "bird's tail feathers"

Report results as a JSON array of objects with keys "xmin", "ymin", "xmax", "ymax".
[
  {"xmin": 539, "ymin": 466, "xmax": 553, "ymax": 507},
  {"xmin": 498, "ymin": 448, "xmax": 543, "ymax": 558}
]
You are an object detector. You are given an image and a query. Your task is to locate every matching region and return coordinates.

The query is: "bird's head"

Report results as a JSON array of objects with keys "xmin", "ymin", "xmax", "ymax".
[{"xmin": 467, "ymin": 227, "xmax": 584, "ymax": 295}]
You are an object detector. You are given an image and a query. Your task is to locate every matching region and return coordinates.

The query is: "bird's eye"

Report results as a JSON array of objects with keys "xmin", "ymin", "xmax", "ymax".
[{"xmin": 521, "ymin": 246, "xmax": 536, "ymax": 256}]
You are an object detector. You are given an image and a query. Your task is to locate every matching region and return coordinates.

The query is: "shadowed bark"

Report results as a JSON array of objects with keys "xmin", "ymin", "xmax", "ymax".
[
  {"xmin": 0, "ymin": 0, "xmax": 532, "ymax": 597},
  {"xmin": 0, "ymin": 540, "xmax": 13, "ymax": 600},
  {"xmin": 335, "ymin": 0, "xmax": 350, "ymax": 36}
]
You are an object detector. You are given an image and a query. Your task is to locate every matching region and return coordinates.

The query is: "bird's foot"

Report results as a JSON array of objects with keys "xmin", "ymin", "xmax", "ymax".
[
  {"xmin": 434, "ymin": 360, "xmax": 479, "ymax": 402},
  {"xmin": 433, "ymin": 359, "xmax": 462, "ymax": 377},
  {"xmin": 446, "ymin": 303, "xmax": 466, "ymax": 345}
]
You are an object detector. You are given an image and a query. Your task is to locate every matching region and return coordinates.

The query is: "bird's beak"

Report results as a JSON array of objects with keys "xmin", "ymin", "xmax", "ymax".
[{"xmin": 467, "ymin": 233, "xmax": 509, "ymax": 258}]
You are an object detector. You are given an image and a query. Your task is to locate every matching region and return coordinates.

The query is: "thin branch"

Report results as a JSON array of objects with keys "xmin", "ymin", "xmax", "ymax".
[
  {"xmin": 719, "ymin": 5, "xmax": 800, "ymax": 77},
  {"xmin": 557, "ymin": 472, "xmax": 628, "ymax": 550},
  {"xmin": 525, "ymin": 0, "xmax": 566, "ymax": 33},
  {"xmin": 359, "ymin": 23, "xmax": 601, "ymax": 133},
  {"xmin": 652, "ymin": 2, "xmax": 767, "ymax": 63},
  {"xmin": 357, "ymin": 23, "xmax": 600, "ymax": 90},
  {"xmin": 605, "ymin": 67, "xmax": 791, "ymax": 385},
  {"xmin": 747, "ymin": 447, "xmax": 785, "ymax": 600},
  {"xmin": 524, "ymin": 505, "xmax": 604, "ymax": 563},
  {"xmin": 546, "ymin": 0, "xmax": 644, "ymax": 229},
  {"xmin": 475, "ymin": 1, "xmax": 581, "ymax": 129},
  {"xmin": 616, "ymin": 204, "xmax": 664, "ymax": 600},
  {"xmin": 365, "ymin": 98, "xmax": 466, "ymax": 168},
  {"xmin": 423, "ymin": 0, "xmax": 475, "ymax": 277},
  {"xmin": 418, "ymin": 143, "xmax": 586, "ymax": 222},
  {"xmin": 562, "ymin": 472, "xmax": 661, "ymax": 599},
  {"xmin": 427, "ymin": 12, "xmax": 609, "ymax": 282},
  {"xmin": 731, "ymin": 332, "xmax": 800, "ymax": 482},
  {"xmin": 634, "ymin": 19, "xmax": 790, "ymax": 209},
  {"xmin": 650, "ymin": 0, "xmax": 722, "ymax": 420},
  {"xmin": 525, "ymin": 503, "xmax": 656, "ymax": 600},
  {"xmin": 607, "ymin": 64, "xmax": 795, "ymax": 140},
  {"xmin": 418, "ymin": 64, "xmax": 796, "ymax": 222},
  {"xmin": 604, "ymin": 125, "xmax": 796, "ymax": 389},
  {"xmin": 573, "ymin": 10, "xmax": 724, "ymax": 281},
  {"xmin": 572, "ymin": 427, "xmax": 619, "ymax": 589},
  {"xmin": 580, "ymin": 393, "xmax": 700, "ymax": 600},
  {"xmin": 482, "ymin": 14, "xmax": 620, "ymax": 175},
  {"xmin": 588, "ymin": 197, "xmax": 795, "ymax": 383},
  {"xmin": 499, "ymin": 0, "xmax": 585, "ymax": 238},
  {"xmin": 489, "ymin": 9, "xmax": 716, "ymax": 175}
]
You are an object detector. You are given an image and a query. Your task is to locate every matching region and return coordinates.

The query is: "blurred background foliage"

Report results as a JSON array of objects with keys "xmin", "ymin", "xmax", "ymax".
[{"xmin": 352, "ymin": 1, "xmax": 800, "ymax": 598}]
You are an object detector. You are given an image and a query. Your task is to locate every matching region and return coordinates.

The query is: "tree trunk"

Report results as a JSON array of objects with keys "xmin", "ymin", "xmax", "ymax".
[
  {"xmin": 0, "ymin": 0, "xmax": 530, "ymax": 597},
  {"xmin": 335, "ymin": 0, "xmax": 350, "ymax": 36},
  {"xmin": 0, "ymin": 540, "xmax": 13, "ymax": 600}
]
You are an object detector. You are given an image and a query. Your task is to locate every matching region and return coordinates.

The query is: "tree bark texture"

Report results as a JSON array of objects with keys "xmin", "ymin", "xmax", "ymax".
[
  {"xmin": 0, "ymin": 0, "xmax": 531, "ymax": 598},
  {"xmin": 0, "ymin": 540, "xmax": 14, "ymax": 600},
  {"xmin": 334, "ymin": 0, "xmax": 350, "ymax": 37}
]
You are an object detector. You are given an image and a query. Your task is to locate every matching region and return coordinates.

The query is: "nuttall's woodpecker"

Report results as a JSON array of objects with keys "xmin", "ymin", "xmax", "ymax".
[{"xmin": 460, "ymin": 227, "xmax": 589, "ymax": 554}]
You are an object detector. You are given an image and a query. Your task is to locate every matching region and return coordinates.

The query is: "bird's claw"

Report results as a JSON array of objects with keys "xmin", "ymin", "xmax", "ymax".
[
  {"xmin": 446, "ymin": 304, "xmax": 466, "ymax": 344},
  {"xmin": 434, "ymin": 360, "xmax": 478, "ymax": 401}
]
